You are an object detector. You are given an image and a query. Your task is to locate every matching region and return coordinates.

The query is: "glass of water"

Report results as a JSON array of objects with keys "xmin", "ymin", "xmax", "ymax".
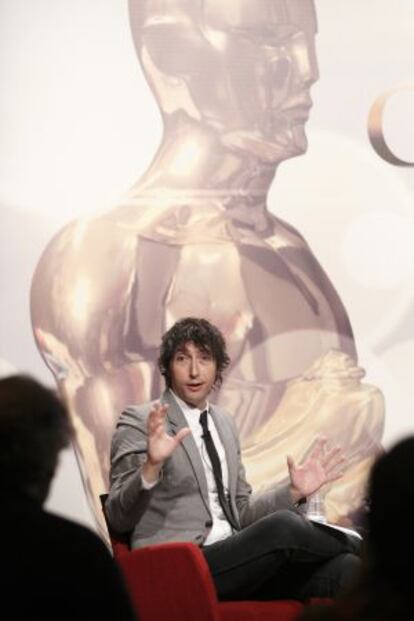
[{"xmin": 306, "ymin": 492, "xmax": 327, "ymax": 524}]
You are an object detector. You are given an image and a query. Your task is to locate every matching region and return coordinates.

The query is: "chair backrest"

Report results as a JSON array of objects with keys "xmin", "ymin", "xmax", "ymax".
[
  {"xmin": 99, "ymin": 493, "xmax": 131, "ymax": 558},
  {"xmin": 120, "ymin": 542, "xmax": 222, "ymax": 621},
  {"xmin": 98, "ymin": 494, "xmax": 221, "ymax": 621}
]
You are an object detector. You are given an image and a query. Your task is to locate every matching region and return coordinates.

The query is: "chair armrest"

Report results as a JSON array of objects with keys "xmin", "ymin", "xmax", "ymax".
[{"xmin": 117, "ymin": 542, "xmax": 221, "ymax": 621}]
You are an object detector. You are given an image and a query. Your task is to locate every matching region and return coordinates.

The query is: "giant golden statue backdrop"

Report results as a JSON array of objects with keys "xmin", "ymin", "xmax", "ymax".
[{"xmin": 31, "ymin": 0, "xmax": 384, "ymax": 538}]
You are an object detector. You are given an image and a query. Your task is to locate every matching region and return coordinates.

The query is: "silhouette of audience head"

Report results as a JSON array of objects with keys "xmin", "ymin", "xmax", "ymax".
[
  {"xmin": 368, "ymin": 435, "xmax": 414, "ymax": 595},
  {"xmin": 1, "ymin": 375, "xmax": 137, "ymax": 621},
  {"xmin": 300, "ymin": 437, "xmax": 414, "ymax": 621},
  {"xmin": 0, "ymin": 374, "xmax": 72, "ymax": 503}
]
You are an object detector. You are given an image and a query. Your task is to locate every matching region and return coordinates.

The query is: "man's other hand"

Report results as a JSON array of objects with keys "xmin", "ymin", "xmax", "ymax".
[{"xmin": 287, "ymin": 437, "xmax": 346, "ymax": 503}]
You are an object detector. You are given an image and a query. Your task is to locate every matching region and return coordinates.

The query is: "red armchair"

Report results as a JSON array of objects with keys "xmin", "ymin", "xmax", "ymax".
[{"xmin": 101, "ymin": 496, "xmax": 325, "ymax": 621}]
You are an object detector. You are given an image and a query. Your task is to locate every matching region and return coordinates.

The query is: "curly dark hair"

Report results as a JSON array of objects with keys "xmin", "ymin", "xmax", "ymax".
[
  {"xmin": 0, "ymin": 375, "xmax": 73, "ymax": 503},
  {"xmin": 158, "ymin": 317, "xmax": 230, "ymax": 389}
]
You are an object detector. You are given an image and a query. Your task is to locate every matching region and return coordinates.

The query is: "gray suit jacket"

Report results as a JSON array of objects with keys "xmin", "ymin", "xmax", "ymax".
[{"xmin": 106, "ymin": 390, "xmax": 303, "ymax": 549}]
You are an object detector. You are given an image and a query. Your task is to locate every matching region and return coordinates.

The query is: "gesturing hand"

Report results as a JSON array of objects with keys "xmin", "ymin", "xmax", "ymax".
[
  {"xmin": 147, "ymin": 402, "xmax": 191, "ymax": 466},
  {"xmin": 287, "ymin": 437, "xmax": 347, "ymax": 502}
]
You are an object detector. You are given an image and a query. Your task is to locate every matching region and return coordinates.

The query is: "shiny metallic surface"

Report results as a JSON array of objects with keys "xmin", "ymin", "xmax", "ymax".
[
  {"xmin": 368, "ymin": 85, "xmax": 414, "ymax": 167},
  {"xmin": 31, "ymin": 0, "xmax": 384, "ymax": 537}
]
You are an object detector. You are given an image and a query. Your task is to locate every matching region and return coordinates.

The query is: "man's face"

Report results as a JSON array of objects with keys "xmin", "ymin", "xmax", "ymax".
[{"xmin": 169, "ymin": 341, "xmax": 217, "ymax": 409}]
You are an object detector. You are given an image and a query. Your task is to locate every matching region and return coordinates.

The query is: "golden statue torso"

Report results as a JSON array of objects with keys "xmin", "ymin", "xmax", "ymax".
[{"xmin": 31, "ymin": 197, "xmax": 381, "ymax": 535}]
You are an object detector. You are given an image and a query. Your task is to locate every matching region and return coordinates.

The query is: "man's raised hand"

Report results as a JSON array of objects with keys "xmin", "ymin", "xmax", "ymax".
[
  {"xmin": 142, "ymin": 403, "xmax": 191, "ymax": 484},
  {"xmin": 147, "ymin": 403, "xmax": 191, "ymax": 465}
]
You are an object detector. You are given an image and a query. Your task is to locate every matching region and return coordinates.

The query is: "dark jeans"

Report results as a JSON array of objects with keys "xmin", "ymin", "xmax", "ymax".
[{"xmin": 202, "ymin": 510, "xmax": 361, "ymax": 601}]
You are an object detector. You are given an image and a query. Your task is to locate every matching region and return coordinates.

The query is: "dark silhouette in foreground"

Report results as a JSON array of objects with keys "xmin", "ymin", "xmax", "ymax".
[
  {"xmin": 0, "ymin": 375, "xmax": 136, "ymax": 621},
  {"xmin": 300, "ymin": 436, "xmax": 414, "ymax": 621}
]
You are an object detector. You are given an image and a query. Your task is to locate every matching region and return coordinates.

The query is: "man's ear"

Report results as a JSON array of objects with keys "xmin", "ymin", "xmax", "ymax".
[{"xmin": 213, "ymin": 371, "xmax": 220, "ymax": 389}]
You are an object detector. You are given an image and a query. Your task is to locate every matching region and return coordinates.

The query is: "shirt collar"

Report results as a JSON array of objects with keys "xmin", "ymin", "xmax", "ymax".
[{"xmin": 169, "ymin": 389, "xmax": 210, "ymax": 418}]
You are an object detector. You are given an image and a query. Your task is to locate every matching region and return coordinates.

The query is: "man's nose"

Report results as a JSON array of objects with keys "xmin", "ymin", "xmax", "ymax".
[{"xmin": 189, "ymin": 358, "xmax": 200, "ymax": 378}]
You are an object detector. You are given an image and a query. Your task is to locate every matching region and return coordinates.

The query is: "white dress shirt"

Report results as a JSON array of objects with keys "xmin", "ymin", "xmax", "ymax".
[
  {"xmin": 171, "ymin": 391, "xmax": 233, "ymax": 545},
  {"xmin": 141, "ymin": 390, "xmax": 233, "ymax": 545}
]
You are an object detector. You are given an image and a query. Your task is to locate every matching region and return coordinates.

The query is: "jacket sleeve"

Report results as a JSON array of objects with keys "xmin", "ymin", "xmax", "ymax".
[{"xmin": 105, "ymin": 405, "xmax": 158, "ymax": 533}]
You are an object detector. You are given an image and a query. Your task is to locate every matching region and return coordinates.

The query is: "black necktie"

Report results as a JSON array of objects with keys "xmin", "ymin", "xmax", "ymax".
[{"xmin": 199, "ymin": 410, "xmax": 238, "ymax": 530}]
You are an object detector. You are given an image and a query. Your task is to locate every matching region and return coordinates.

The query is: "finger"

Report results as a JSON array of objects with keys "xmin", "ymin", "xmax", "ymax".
[
  {"xmin": 174, "ymin": 427, "xmax": 192, "ymax": 445},
  {"xmin": 286, "ymin": 455, "xmax": 295, "ymax": 476},
  {"xmin": 322, "ymin": 445, "xmax": 344, "ymax": 470},
  {"xmin": 158, "ymin": 403, "xmax": 169, "ymax": 415},
  {"xmin": 148, "ymin": 402, "xmax": 161, "ymax": 424},
  {"xmin": 325, "ymin": 456, "xmax": 347, "ymax": 478},
  {"xmin": 325, "ymin": 457, "xmax": 349, "ymax": 476},
  {"xmin": 148, "ymin": 411, "xmax": 162, "ymax": 435},
  {"xmin": 148, "ymin": 405, "xmax": 169, "ymax": 436},
  {"xmin": 151, "ymin": 401, "xmax": 168, "ymax": 413},
  {"xmin": 153, "ymin": 418, "xmax": 168, "ymax": 436},
  {"xmin": 325, "ymin": 467, "xmax": 346, "ymax": 483},
  {"xmin": 307, "ymin": 436, "xmax": 327, "ymax": 462},
  {"xmin": 153, "ymin": 402, "xmax": 169, "ymax": 420},
  {"xmin": 148, "ymin": 402, "xmax": 168, "ymax": 427},
  {"xmin": 323, "ymin": 454, "xmax": 347, "ymax": 481},
  {"xmin": 147, "ymin": 412, "xmax": 158, "ymax": 434}
]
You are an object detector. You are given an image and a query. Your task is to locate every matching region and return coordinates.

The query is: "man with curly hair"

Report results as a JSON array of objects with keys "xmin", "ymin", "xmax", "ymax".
[{"xmin": 107, "ymin": 317, "xmax": 360, "ymax": 601}]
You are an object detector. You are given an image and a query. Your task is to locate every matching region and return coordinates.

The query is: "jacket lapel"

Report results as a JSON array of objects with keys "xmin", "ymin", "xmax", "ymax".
[
  {"xmin": 161, "ymin": 391, "xmax": 210, "ymax": 514},
  {"xmin": 209, "ymin": 406, "xmax": 238, "ymax": 501}
]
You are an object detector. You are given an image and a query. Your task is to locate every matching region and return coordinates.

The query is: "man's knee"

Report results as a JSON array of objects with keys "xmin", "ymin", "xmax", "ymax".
[
  {"xmin": 321, "ymin": 552, "xmax": 361, "ymax": 596},
  {"xmin": 298, "ymin": 553, "xmax": 361, "ymax": 599},
  {"xmin": 336, "ymin": 552, "xmax": 361, "ymax": 591},
  {"xmin": 253, "ymin": 510, "xmax": 310, "ymax": 547}
]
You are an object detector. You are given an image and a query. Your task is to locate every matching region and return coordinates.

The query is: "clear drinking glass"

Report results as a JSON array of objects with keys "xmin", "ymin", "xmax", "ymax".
[{"xmin": 306, "ymin": 492, "xmax": 327, "ymax": 523}]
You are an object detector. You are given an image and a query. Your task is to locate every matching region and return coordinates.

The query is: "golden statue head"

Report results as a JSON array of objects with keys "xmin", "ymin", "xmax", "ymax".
[{"xmin": 129, "ymin": 0, "xmax": 318, "ymax": 163}]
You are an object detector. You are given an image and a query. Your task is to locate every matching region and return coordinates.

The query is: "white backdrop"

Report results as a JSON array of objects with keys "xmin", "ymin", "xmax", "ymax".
[{"xmin": 1, "ymin": 0, "xmax": 414, "ymax": 530}]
